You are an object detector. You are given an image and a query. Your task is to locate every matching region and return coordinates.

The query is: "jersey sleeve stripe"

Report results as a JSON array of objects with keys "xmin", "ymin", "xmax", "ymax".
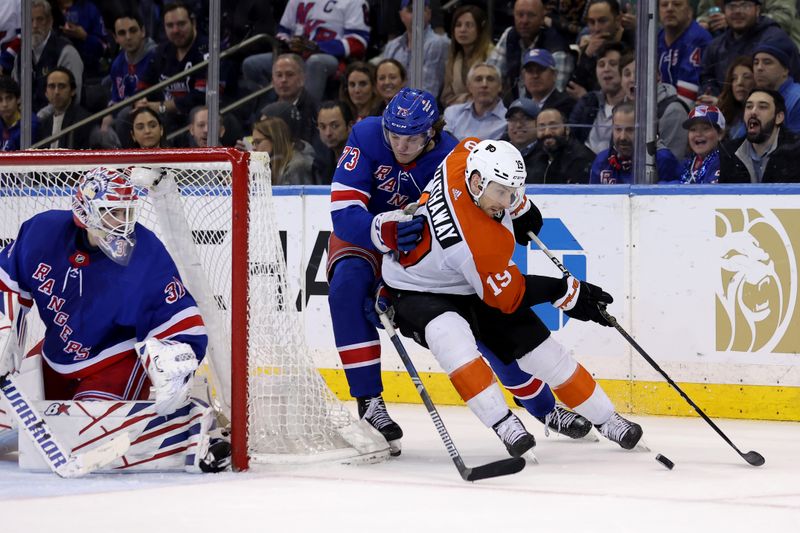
[
  {"xmin": 0, "ymin": 269, "xmax": 32, "ymax": 301},
  {"xmin": 146, "ymin": 307, "xmax": 206, "ymax": 340},
  {"xmin": 331, "ymin": 182, "xmax": 371, "ymax": 199}
]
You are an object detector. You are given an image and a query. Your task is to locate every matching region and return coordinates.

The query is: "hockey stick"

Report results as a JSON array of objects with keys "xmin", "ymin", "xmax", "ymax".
[
  {"xmin": 527, "ymin": 231, "xmax": 765, "ymax": 467},
  {"xmin": 377, "ymin": 312, "xmax": 526, "ymax": 481},
  {"xmin": 0, "ymin": 372, "xmax": 130, "ymax": 477}
]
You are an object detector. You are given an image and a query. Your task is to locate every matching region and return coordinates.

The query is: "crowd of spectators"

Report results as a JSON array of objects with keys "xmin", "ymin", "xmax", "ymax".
[{"xmin": 1, "ymin": 0, "xmax": 800, "ymax": 184}]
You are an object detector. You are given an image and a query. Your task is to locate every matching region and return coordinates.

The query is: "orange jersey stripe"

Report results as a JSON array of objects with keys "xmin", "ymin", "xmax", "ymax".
[
  {"xmin": 443, "ymin": 138, "xmax": 526, "ymax": 313},
  {"xmin": 449, "ymin": 357, "xmax": 495, "ymax": 402},
  {"xmin": 553, "ymin": 364, "xmax": 597, "ymax": 408}
]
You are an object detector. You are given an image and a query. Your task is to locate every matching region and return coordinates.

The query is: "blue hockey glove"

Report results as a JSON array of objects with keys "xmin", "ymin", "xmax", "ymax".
[
  {"xmin": 370, "ymin": 210, "xmax": 426, "ymax": 254},
  {"xmin": 363, "ymin": 283, "xmax": 394, "ymax": 329}
]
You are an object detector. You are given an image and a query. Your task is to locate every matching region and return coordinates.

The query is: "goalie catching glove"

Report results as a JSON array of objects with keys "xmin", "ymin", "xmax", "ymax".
[
  {"xmin": 136, "ymin": 338, "xmax": 199, "ymax": 415},
  {"xmin": 370, "ymin": 210, "xmax": 425, "ymax": 254},
  {"xmin": 552, "ymin": 276, "xmax": 614, "ymax": 326}
]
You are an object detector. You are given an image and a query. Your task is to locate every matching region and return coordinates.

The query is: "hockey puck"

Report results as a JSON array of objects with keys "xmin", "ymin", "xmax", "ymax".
[{"xmin": 655, "ymin": 454, "xmax": 674, "ymax": 470}]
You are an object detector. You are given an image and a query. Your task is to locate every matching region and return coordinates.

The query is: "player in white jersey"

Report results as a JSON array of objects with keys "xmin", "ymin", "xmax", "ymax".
[
  {"xmin": 242, "ymin": 0, "xmax": 371, "ymax": 102},
  {"xmin": 0, "ymin": 167, "xmax": 229, "ymax": 473},
  {"xmin": 381, "ymin": 138, "xmax": 644, "ymax": 457}
]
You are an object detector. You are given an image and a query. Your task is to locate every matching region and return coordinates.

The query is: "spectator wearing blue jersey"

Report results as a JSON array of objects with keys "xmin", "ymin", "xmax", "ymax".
[
  {"xmin": 102, "ymin": 12, "xmax": 157, "ymax": 149},
  {"xmin": 699, "ymin": 0, "xmax": 800, "ymax": 97},
  {"xmin": 672, "ymin": 105, "xmax": 725, "ymax": 183},
  {"xmin": 590, "ymin": 102, "xmax": 680, "ymax": 183},
  {"xmin": 0, "ymin": 76, "xmax": 38, "ymax": 151},
  {"xmin": 53, "ymin": 0, "xmax": 107, "ymax": 79},
  {"xmin": 658, "ymin": 0, "xmax": 712, "ymax": 105},
  {"xmin": 443, "ymin": 63, "xmax": 507, "ymax": 141},
  {"xmin": 752, "ymin": 42, "xmax": 800, "ymax": 133}
]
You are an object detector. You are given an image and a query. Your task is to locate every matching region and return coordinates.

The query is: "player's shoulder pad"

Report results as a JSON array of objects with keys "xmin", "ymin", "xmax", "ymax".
[{"xmin": 453, "ymin": 137, "xmax": 482, "ymax": 156}]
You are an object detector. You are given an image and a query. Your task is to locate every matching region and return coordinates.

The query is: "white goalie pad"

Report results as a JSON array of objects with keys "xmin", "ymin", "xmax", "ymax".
[{"xmin": 18, "ymin": 397, "xmax": 216, "ymax": 473}]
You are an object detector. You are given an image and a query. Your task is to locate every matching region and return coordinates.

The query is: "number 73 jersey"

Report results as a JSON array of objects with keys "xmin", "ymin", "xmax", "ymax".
[{"xmin": 382, "ymin": 138, "xmax": 528, "ymax": 314}]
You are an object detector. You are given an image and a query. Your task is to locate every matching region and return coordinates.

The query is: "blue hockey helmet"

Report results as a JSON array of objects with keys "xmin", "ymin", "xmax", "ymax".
[{"xmin": 382, "ymin": 87, "xmax": 438, "ymax": 137}]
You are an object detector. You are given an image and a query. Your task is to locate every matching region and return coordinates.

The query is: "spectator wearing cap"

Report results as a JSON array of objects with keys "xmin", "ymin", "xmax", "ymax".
[
  {"xmin": 528, "ymin": 108, "xmax": 595, "ymax": 183},
  {"xmin": 503, "ymin": 98, "xmax": 539, "ymax": 181},
  {"xmin": 699, "ymin": 0, "xmax": 800, "ymax": 97},
  {"xmin": 519, "ymin": 48, "xmax": 576, "ymax": 118},
  {"xmin": 382, "ymin": 0, "xmax": 450, "ymax": 98},
  {"xmin": 443, "ymin": 63, "xmax": 507, "ymax": 140},
  {"xmin": 487, "ymin": 0, "xmax": 572, "ymax": 101},
  {"xmin": 719, "ymin": 88, "xmax": 800, "ymax": 182},
  {"xmin": 590, "ymin": 101, "xmax": 680, "ymax": 183},
  {"xmin": 670, "ymin": 105, "xmax": 725, "ymax": 183},
  {"xmin": 752, "ymin": 42, "xmax": 800, "ymax": 132}
]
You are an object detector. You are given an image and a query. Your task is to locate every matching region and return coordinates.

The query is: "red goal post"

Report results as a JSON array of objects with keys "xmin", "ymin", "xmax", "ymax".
[{"xmin": 0, "ymin": 148, "xmax": 388, "ymax": 470}]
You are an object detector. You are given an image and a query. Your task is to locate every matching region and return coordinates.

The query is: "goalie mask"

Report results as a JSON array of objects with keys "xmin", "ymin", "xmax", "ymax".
[
  {"xmin": 72, "ymin": 167, "xmax": 140, "ymax": 265},
  {"xmin": 465, "ymin": 140, "xmax": 526, "ymax": 211}
]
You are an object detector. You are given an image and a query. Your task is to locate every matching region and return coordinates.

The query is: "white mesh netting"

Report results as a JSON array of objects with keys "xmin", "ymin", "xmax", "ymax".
[{"xmin": 0, "ymin": 149, "xmax": 387, "ymax": 468}]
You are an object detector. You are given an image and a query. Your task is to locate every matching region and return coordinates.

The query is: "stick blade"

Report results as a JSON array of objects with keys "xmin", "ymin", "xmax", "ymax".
[
  {"xmin": 462, "ymin": 457, "xmax": 526, "ymax": 481},
  {"xmin": 743, "ymin": 451, "xmax": 765, "ymax": 467}
]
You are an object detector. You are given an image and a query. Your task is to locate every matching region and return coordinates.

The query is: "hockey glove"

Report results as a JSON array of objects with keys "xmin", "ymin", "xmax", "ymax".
[
  {"xmin": 511, "ymin": 199, "xmax": 543, "ymax": 245},
  {"xmin": 370, "ymin": 210, "xmax": 426, "ymax": 254},
  {"xmin": 136, "ymin": 338, "xmax": 199, "ymax": 415},
  {"xmin": 363, "ymin": 282, "xmax": 394, "ymax": 329},
  {"xmin": 552, "ymin": 275, "xmax": 614, "ymax": 327}
]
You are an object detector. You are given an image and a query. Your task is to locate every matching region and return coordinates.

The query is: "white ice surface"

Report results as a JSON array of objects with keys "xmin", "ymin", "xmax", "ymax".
[{"xmin": 0, "ymin": 403, "xmax": 797, "ymax": 533}]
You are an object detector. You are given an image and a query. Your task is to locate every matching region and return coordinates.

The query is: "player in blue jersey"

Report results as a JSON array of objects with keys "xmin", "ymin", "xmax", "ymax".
[
  {"xmin": 0, "ymin": 167, "xmax": 229, "ymax": 472},
  {"xmin": 328, "ymin": 88, "xmax": 593, "ymax": 455}
]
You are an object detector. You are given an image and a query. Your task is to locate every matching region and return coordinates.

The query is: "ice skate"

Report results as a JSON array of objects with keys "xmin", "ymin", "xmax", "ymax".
[
  {"xmin": 536, "ymin": 405, "xmax": 597, "ymax": 441},
  {"xmin": 358, "ymin": 396, "xmax": 403, "ymax": 456},
  {"xmin": 492, "ymin": 411, "xmax": 536, "ymax": 460},
  {"xmin": 596, "ymin": 412, "xmax": 643, "ymax": 450},
  {"xmin": 199, "ymin": 438, "xmax": 232, "ymax": 473}
]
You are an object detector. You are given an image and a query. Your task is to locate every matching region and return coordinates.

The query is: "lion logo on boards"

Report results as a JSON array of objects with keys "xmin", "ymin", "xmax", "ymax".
[{"xmin": 716, "ymin": 209, "xmax": 797, "ymax": 353}]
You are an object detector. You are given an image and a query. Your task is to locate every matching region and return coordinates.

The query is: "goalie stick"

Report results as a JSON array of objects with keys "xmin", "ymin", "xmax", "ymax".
[
  {"xmin": 377, "ymin": 312, "xmax": 526, "ymax": 482},
  {"xmin": 0, "ymin": 372, "xmax": 130, "ymax": 477},
  {"xmin": 527, "ymin": 231, "xmax": 765, "ymax": 467}
]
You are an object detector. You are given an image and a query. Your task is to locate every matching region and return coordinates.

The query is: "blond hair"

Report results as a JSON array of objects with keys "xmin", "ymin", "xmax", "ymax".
[{"xmin": 253, "ymin": 117, "xmax": 294, "ymax": 184}]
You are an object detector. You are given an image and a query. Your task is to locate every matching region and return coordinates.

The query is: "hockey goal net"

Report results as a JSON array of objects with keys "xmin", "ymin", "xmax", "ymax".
[{"xmin": 0, "ymin": 148, "xmax": 387, "ymax": 470}]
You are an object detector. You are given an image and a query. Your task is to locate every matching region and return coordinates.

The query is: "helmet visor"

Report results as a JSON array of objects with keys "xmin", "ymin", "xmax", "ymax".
[{"xmin": 481, "ymin": 181, "xmax": 523, "ymax": 210}]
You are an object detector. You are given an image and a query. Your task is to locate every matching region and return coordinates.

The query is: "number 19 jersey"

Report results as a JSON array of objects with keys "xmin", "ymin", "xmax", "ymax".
[{"xmin": 381, "ymin": 138, "xmax": 528, "ymax": 314}]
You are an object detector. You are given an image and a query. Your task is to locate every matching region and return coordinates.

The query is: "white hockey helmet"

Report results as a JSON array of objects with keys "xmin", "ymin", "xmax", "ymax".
[
  {"xmin": 465, "ymin": 140, "xmax": 526, "ymax": 203},
  {"xmin": 72, "ymin": 167, "xmax": 140, "ymax": 265}
]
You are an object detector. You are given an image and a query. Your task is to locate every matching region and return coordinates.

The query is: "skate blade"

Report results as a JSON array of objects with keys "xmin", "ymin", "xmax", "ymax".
[
  {"xmin": 633, "ymin": 439, "xmax": 650, "ymax": 453},
  {"xmin": 522, "ymin": 449, "xmax": 539, "ymax": 465},
  {"xmin": 580, "ymin": 429, "xmax": 600, "ymax": 442},
  {"xmin": 388, "ymin": 439, "xmax": 402, "ymax": 457}
]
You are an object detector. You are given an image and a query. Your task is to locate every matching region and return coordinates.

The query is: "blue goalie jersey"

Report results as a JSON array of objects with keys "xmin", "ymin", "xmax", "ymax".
[
  {"xmin": 0, "ymin": 210, "xmax": 207, "ymax": 378},
  {"xmin": 329, "ymin": 116, "xmax": 459, "ymax": 249}
]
